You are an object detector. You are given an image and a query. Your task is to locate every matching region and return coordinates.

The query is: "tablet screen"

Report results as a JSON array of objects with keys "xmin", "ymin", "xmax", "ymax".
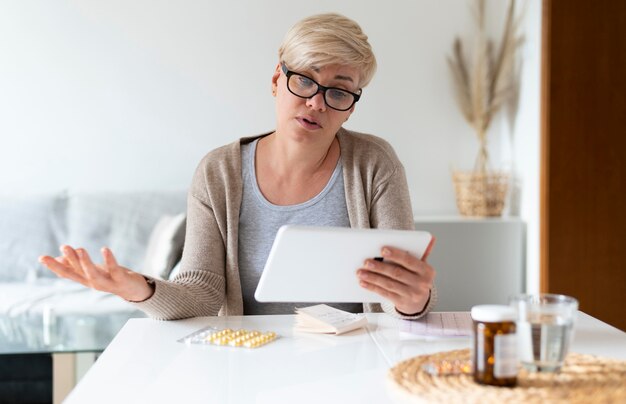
[{"xmin": 254, "ymin": 225, "xmax": 432, "ymax": 303}]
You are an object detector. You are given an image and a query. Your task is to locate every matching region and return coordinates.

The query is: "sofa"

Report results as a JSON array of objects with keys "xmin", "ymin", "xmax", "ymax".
[{"xmin": 0, "ymin": 190, "xmax": 188, "ymax": 343}]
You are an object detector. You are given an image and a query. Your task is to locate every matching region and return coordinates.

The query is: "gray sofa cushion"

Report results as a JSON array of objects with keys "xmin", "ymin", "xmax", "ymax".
[
  {"xmin": 65, "ymin": 191, "xmax": 186, "ymax": 272},
  {"xmin": 0, "ymin": 193, "xmax": 67, "ymax": 281}
]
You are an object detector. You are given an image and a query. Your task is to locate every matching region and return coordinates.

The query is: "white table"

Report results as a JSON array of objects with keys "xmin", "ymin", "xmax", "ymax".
[{"xmin": 66, "ymin": 312, "xmax": 626, "ymax": 404}]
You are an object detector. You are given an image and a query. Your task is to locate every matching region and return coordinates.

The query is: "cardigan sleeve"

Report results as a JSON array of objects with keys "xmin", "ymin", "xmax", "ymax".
[{"xmin": 131, "ymin": 163, "xmax": 227, "ymax": 320}]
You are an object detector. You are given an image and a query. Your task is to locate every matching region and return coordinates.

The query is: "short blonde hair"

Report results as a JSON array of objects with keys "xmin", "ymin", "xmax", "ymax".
[{"xmin": 278, "ymin": 13, "xmax": 377, "ymax": 89}]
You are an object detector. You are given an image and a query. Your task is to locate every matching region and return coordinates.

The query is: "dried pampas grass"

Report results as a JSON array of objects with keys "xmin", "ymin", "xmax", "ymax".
[{"xmin": 448, "ymin": 0, "xmax": 524, "ymax": 173}]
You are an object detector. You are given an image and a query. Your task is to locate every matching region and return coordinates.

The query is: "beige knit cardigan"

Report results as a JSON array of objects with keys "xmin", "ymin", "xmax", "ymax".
[{"xmin": 134, "ymin": 128, "xmax": 436, "ymax": 320}]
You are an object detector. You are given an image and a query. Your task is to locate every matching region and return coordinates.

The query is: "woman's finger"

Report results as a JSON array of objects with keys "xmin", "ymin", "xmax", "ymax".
[
  {"xmin": 357, "ymin": 268, "xmax": 413, "ymax": 296},
  {"xmin": 380, "ymin": 246, "xmax": 424, "ymax": 275},
  {"xmin": 358, "ymin": 278, "xmax": 402, "ymax": 301},
  {"xmin": 359, "ymin": 268, "xmax": 431, "ymax": 313},
  {"xmin": 101, "ymin": 247, "xmax": 126, "ymax": 282},
  {"xmin": 101, "ymin": 247, "xmax": 118, "ymax": 269},
  {"xmin": 76, "ymin": 248, "xmax": 107, "ymax": 284},
  {"xmin": 360, "ymin": 259, "xmax": 420, "ymax": 287},
  {"xmin": 421, "ymin": 236, "xmax": 436, "ymax": 262},
  {"xmin": 39, "ymin": 255, "xmax": 88, "ymax": 285},
  {"xmin": 381, "ymin": 247, "xmax": 436, "ymax": 282},
  {"xmin": 60, "ymin": 245, "xmax": 81, "ymax": 271}
]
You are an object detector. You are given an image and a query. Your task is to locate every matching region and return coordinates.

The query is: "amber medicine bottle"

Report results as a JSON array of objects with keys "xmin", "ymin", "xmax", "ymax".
[{"xmin": 471, "ymin": 305, "xmax": 518, "ymax": 387}]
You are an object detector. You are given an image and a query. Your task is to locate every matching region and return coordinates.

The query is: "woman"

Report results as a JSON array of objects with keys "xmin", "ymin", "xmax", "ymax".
[{"xmin": 39, "ymin": 13, "xmax": 436, "ymax": 320}]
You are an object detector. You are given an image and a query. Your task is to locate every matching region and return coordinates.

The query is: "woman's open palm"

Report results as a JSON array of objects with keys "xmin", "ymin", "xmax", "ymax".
[{"xmin": 39, "ymin": 245, "xmax": 153, "ymax": 302}]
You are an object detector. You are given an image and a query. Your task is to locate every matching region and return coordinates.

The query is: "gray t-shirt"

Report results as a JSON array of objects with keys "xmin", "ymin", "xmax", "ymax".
[{"xmin": 238, "ymin": 139, "xmax": 362, "ymax": 315}]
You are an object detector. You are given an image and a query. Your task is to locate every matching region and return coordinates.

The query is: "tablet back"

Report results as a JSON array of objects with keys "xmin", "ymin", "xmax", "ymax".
[{"xmin": 254, "ymin": 225, "xmax": 432, "ymax": 303}]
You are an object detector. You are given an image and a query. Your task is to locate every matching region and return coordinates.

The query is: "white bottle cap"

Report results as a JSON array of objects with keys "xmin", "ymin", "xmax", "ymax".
[{"xmin": 471, "ymin": 305, "xmax": 516, "ymax": 322}]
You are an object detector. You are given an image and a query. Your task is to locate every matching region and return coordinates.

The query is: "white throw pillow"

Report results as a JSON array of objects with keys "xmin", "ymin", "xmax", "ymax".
[{"xmin": 140, "ymin": 213, "xmax": 186, "ymax": 280}]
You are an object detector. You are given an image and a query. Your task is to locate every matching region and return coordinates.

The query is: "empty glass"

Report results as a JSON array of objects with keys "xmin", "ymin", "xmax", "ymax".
[{"xmin": 510, "ymin": 294, "xmax": 579, "ymax": 372}]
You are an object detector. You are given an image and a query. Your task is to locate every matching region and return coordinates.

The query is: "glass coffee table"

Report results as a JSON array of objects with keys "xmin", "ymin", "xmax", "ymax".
[{"xmin": 1, "ymin": 298, "xmax": 145, "ymax": 403}]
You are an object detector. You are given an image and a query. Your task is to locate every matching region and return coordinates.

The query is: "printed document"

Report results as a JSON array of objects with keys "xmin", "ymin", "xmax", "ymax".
[{"xmin": 399, "ymin": 312, "xmax": 472, "ymax": 338}]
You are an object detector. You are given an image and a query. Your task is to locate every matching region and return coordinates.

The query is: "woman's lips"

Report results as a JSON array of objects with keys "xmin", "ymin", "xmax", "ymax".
[{"xmin": 296, "ymin": 117, "xmax": 322, "ymax": 130}]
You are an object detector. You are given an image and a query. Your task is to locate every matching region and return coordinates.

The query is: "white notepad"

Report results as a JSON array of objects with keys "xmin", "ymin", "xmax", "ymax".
[{"xmin": 294, "ymin": 304, "xmax": 368, "ymax": 335}]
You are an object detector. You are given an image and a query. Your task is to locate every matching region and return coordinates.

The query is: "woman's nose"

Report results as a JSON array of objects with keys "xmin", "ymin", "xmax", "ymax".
[{"xmin": 306, "ymin": 91, "xmax": 327, "ymax": 112}]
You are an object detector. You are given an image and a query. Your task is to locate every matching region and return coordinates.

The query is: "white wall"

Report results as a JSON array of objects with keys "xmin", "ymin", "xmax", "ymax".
[
  {"xmin": 513, "ymin": 0, "xmax": 542, "ymax": 294},
  {"xmin": 0, "ymin": 0, "xmax": 541, "ymax": 291}
]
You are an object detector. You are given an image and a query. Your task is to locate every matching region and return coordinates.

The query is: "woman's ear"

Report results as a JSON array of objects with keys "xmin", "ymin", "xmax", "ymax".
[
  {"xmin": 345, "ymin": 104, "xmax": 356, "ymax": 121},
  {"xmin": 271, "ymin": 64, "xmax": 281, "ymax": 96}
]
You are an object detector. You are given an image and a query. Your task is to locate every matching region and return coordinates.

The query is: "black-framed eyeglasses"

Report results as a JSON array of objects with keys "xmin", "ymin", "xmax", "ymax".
[{"xmin": 281, "ymin": 63, "xmax": 361, "ymax": 111}]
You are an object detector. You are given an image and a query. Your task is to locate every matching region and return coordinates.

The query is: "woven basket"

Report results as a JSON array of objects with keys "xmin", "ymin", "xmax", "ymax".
[{"xmin": 452, "ymin": 170, "xmax": 509, "ymax": 217}]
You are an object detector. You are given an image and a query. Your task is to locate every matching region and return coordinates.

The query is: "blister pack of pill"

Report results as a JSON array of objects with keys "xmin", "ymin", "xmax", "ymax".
[{"xmin": 178, "ymin": 326, "xmax": 278, "ymax": 348}]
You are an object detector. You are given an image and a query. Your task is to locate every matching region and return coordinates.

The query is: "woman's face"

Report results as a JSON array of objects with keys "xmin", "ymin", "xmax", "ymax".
[{"xmin": 272, "ymin": 62, "xmax": 360, "ymax": 145}]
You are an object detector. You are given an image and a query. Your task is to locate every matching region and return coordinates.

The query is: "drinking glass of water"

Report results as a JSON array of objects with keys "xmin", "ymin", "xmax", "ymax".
[{"xmin": 510, "ymin": 294, "xmax": 579, "ymax": 373}]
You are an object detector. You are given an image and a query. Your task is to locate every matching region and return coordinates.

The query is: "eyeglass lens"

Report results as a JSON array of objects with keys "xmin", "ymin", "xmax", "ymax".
[{"xmin": 287, "ymin": 73, "xmax": 355, "ymax": 111}]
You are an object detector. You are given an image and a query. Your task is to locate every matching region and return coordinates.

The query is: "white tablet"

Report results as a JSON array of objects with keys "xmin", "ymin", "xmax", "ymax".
[{"xmin": 254, "ymin": 225, "xmax": 433, "ymax": 303}]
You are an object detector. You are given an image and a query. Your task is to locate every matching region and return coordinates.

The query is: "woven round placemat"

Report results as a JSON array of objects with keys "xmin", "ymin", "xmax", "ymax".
[{"xmin": 388, "ymin": 349, "xmax": 626, "ymax": 403}]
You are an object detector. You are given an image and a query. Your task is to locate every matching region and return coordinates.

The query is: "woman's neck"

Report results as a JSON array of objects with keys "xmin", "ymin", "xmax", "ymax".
[{"xmin": 258, "ymin": 131, "xmax": 339, "ymax": 178}]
